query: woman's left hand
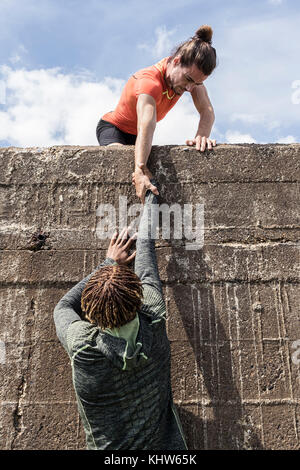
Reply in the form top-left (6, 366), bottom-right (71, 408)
top-left (186, 136), bottom-right (216, 152)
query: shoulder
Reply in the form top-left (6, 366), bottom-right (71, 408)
top-left (133, 64), bottom-right (164, 101)
top-left (66, 320), bottom-right (97, 355)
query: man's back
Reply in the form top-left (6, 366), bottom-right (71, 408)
top-left (66, 305), bottom-right (183, 449)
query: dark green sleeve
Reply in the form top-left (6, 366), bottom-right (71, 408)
top-left (135, 186), bottom-right (166, 320)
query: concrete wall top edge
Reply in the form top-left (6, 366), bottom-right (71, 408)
top-left (1, 143), bottom-right (300, 152)
top-left (0, 144), bottom-right (299, 185)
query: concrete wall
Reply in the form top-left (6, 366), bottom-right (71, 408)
top-left (0, 143), bottom-right (299, 450)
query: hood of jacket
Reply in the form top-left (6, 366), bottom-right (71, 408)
top-left (93, 311), bottom-right (154, 371)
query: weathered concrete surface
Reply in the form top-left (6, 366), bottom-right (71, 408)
top-left (0, 143), bottom-right (299, 450)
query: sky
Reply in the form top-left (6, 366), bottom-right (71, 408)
top-left (0, 0), bottom-right (299, 147)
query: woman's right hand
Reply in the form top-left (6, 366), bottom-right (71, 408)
top-left (132, 163), bottom-right (159, 204)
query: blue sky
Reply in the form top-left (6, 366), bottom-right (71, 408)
top-left (0, 0), bottom-right (299, 147)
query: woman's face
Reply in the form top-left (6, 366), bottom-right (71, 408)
top-left (166, 57), bottom-right (208, 95)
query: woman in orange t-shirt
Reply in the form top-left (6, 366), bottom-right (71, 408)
top-left (97, 56), bottom-right (181, 145)
top-left (97, 25), bottom-right (217, 203)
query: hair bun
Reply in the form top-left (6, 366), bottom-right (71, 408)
top-left (195, 25), bottom-right (213, 44)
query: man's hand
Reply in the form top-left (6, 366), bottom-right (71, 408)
top-left (106, 228), bottom-right (137, 265)
top-left (186, 135), bottom-right (216, 152)
top-left (132, 163), bottom-right (159, 204)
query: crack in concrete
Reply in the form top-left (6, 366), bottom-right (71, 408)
top-left (10, 297), bottom-right (36, 449)
top-left (11, 375), bottom-right (26, 449)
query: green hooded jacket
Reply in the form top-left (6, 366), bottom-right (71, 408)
top-left (53, 190), bottom-right (187, 450)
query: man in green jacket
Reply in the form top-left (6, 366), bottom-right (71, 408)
top-left (53, 175), bottom-right (187, 450)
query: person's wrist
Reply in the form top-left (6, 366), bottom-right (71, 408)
top-left (135, 164), bottom-right (153, 179)
top-left (134, 165), bottom-right (144, 173)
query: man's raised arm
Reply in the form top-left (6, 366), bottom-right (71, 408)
top-left (134, 185), bottom-right (166, 320)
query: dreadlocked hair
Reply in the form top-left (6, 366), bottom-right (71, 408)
top-left (169, 25), bottom-right (217, 76)
top-left (81, 264), bottom-right (143, 329)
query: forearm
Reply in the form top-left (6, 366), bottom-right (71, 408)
top-left (135, 93), bottom-right (156, 170)
top-left (135, 188), bottom-right (162, 294)
top-left (191, 84), bottom-right (215, 138)
top-left (196, 107), bottom-right (215, 138)
top-left (134, 122), bottom-right (155, 170)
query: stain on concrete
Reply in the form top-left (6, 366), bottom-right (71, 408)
top-left (28, 229), bottom-right (50, 252)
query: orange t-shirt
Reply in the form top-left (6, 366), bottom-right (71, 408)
top-left (102, 57), bottom-right (182, 135)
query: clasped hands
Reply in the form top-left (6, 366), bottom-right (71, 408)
top-left (131, 163), bottom-right (159, 204)
top-left (109, 136), bottom-right (216, 263)
top-left (106, 165), bottom-right (157, 264)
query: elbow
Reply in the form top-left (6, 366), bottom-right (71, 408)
top-left (53, 302), bottom-right (61, 322)
top-left (53, 297), bottom-right (67, 320)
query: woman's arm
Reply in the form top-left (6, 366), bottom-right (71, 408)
top-left (186, 84), bottom-right (216, 151)
top-left (133, 93), bottom-right (160, 203)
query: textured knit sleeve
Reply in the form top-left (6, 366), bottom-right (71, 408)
top-left (53, 257), bottom-right (117, 351)
top-left (135, 185), bottom-right (166, 320)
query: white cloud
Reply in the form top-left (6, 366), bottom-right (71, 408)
top-left (291, 80), bottom-right (300, 105)
top-left (0, 65), bottom-right (211, 147)
top-left (0, 62), bottom-right (296, 149)
top-left (268, 0), bottom-right (283, 4)
top-left (230, 112), bottom-right (280, 131)
top-left (0, 81), bottom-right (5, 105)
top-left (225, 130), bottom-right (257, 144)
top-left (9, 44), bottom-right (28, 65)
top-left (230, 113), bottom-right (264, 124)
top-left (153, 94), bottom-right (199, 145)
top-left (0, 66), bottom-right (125, 146)
top-left (277, 135), bottom-right (296, 143)
top-left (137, 25), bottom-right (177, 60)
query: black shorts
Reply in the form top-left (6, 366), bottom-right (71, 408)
top-left (96, 118), bottom-right (137, 146)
